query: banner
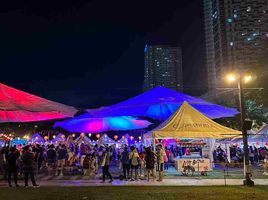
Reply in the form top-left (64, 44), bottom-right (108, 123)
top-left (176, 158), bottom-right (211, 172)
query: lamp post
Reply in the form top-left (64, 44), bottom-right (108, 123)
top-left (226, 73), bottom-right (254, 186)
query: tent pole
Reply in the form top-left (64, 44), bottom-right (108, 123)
top-left (153, 136), bottom-right (156, 152)
top-left (225, 143), bottom-right (231, 163)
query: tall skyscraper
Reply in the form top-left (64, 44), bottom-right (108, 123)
top-left (203, 0), bottom-right (268, 94)
top-left (143, 45), bottom-right (183, 92)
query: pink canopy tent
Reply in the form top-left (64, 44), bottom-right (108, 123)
top-left (0, 83), bottom-right (78, 122)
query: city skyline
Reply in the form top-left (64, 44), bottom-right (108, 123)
top-left (143, 45), bottom-right (183, 92)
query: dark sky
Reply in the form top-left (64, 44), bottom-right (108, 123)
top-left (0, 0), bottom-right (206, 109)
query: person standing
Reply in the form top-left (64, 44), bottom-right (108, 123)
top-left (157, 144), bottom-right (164, 181)
top-left (129, 146), bottom-right (140, 181)
top-left (21, 146), bottom-right (39, 187)
top-left (6, 147), bottom-right (20, 187)
top-left (145, 146), bottom-right (156, 182)
top-left (46, 145), bottom-right (56, 174)
top-left (138, 148), bottom-right (145, 178)
top-left (0, 147), bottom-right (7, 180)
top-left (56, 144), bottom-right (67, 176)
top-left (249, 146), bottom-right (255, 165)
top-left (164, 147), bottom-right (170, 170)
top-left (121, 147), bottom-right (130, 180)
top-left (101, 147), bottom-right (113, 183)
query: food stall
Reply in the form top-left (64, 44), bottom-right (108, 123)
top-left (144, 102), bottom-right (241, 176)
top-left (174, 141), bottom-right (211, 175)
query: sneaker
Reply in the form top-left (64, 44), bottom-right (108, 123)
top-left (15, 184), bottom-right (20, 187)
top-left (33, 185), bottom-right (40, 188)
top-left (8, 184), bottom-right (12, 187)
top-left (108, 179), bottom-right (113, 183)
top-left (100, 180), bottom-right (105, 183)
top-left (24, 185), bottom-right (29, 188)
top-left (59, 173), bottom-right (63, 176)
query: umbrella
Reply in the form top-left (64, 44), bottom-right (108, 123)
top-left (87, 86), bottom-right (239, 120)
top-left (54, 115), bottom-right (152, 133)
top-left (0, 83), bottom-right (77, 122)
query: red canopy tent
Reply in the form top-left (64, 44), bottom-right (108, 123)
top-left (0, 83), bottom-right (78, 122)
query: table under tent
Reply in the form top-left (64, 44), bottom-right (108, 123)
top-left (144, 101), bottom-right (241, 176)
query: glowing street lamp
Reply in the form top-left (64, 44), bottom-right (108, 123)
top-left (244, 75), bottom-right (252, 83)
top-left (226, 71), bottom-right (254, 186)
top-left (226, 74), bottom-right (236, 82)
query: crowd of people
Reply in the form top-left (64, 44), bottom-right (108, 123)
top-left (213, 145), bottom-right (268, 169)
top-left (2, 141), bottom-right (268, 187)
top-left (0, 142), bottom-right (168, 187)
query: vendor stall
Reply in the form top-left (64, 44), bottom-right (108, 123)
top-left (174, 141), bottom-right (211, 175)
top-left (144, 101), bottom-right (241, 175)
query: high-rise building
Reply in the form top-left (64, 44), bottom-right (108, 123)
top-left (143, 45), bottom-right (183, 92)
top-left (203, 0), bottom-right (268, 94)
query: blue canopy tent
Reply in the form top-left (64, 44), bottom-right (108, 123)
top-left (54, 115), bottom-right (151, 133)
top-left (87, 87), bottom-right (239, 120)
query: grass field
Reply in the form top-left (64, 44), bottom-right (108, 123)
top-left (0, 186), bottom-right (268, 200)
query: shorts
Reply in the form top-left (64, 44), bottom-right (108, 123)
top-left (158, 163), bottom-right (164, 171)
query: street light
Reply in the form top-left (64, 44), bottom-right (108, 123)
top-left (226, 72), bottom-right (254, 186)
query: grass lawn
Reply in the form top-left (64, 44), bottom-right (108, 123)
top-left (0, 186), bottom-right (268, 200)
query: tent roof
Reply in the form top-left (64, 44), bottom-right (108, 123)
top-left (87, 86), bottom-right (238, 120)
top-left (257, 124), bottom-right (268, 135)
top-left (0, 83), bottom-right (78, 122)
top-left (29, 133), bottom-right (45, 143)
top-left (97, 134), bottom-right (115, 145)
top-left (49, 133), bottom-right (65, 143)
top-left (54, 115), bottom-right (151, 133)
top-left (74, 135), bottom-right (92, 144)
top-left (149, 102), bottom-right (241, 139)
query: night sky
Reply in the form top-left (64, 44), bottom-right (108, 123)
top-left (0, 0), bottom-right (206, 109)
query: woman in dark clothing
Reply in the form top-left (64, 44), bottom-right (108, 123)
top-left (145, 146), bottom-right (156, 182)
top-left (6, 147), bottom-right (20, 187)
top-left (21, 146), bottom-right (39, 187)
top-left (47, 145), bottom-right (56, 170)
